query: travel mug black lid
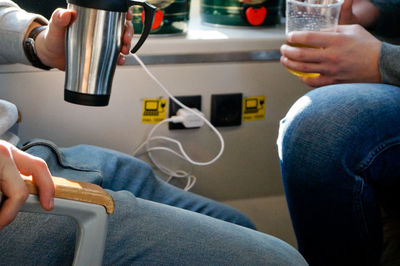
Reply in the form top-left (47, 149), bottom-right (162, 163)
top-left (67, 0), bottom-right (129, 12)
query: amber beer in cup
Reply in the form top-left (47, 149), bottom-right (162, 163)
top-left (285, 0), bottom-right (344, 77)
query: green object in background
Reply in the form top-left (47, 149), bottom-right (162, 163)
top-left (200, 0), bottom-right (283, 27)
top-left (132, 0), bottom-right (191, 35)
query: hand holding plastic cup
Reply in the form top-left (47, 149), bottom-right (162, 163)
top-left (285, 0), bottom-right (344, 77)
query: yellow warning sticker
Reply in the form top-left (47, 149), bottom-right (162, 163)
top-left (242, 96), bottom-right (266, 122)
top-left (141, 99), bottom-right (167, 124)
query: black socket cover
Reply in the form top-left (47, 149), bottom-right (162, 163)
top-left (67, 0), bottom-right (130, 12)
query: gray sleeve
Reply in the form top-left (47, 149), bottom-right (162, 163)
top-left (379, 42), bottom-right (400, 86)
top-left (0, 0), bottom-right (48, 65)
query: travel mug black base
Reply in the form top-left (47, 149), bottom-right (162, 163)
top-left (64, 90), bottom-right (110, 107)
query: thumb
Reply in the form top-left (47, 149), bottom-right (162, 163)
top-left (341, 0), bottom-right (353, 9)
top-left (47, 8), bottom-right (76, 38)
top-left (339, 0), bottom-right (354, 25)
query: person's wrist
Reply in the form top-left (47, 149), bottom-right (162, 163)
top-left (23, 23), bottom-right (52, 70)
top-left (372, 40), bottom-right (382, 83)
top-left (34, 30), bottom-right (53, 68)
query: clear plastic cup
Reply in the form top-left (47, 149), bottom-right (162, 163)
top-left (285, 0), bottom-right (344, 77)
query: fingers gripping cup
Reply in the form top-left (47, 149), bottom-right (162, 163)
top-left (285, 0), bottom-right (343, 78)
top-left (64, 0), bottom-right (156, 106)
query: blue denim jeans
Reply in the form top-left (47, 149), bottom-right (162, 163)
top-left (277, 83), bottom-right (400, 265)
top-left (0, 140), bottom-right (307, 265)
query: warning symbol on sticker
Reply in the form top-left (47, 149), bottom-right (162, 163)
top-left (141, 99), bottom-right (167, 124)
top-left (242, 96), bottom-right (265, 122)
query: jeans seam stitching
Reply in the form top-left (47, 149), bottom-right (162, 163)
top-left (354, 136), bottom-right (400, 173)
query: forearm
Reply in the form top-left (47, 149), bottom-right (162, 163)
top-left (0, 1), bottom-right (48, 65)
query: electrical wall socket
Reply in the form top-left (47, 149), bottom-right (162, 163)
top-left (169, 95), bottom-right (202, 130)
top-left (211, 93), bottom-right (243, 127)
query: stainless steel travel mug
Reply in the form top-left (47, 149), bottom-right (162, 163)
top-left (64, 0), bottom-right (156, 106)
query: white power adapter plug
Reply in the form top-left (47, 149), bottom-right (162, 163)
top-left (172, 108), bottom-right (205, 128)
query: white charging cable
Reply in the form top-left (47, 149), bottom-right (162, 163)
top-left (133, 118), bottom-right (197, 190)
top-left (130, 53), bottom-right (225, 189)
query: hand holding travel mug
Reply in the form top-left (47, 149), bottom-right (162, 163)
top-left (64, 0), bottom-right (156, 106)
